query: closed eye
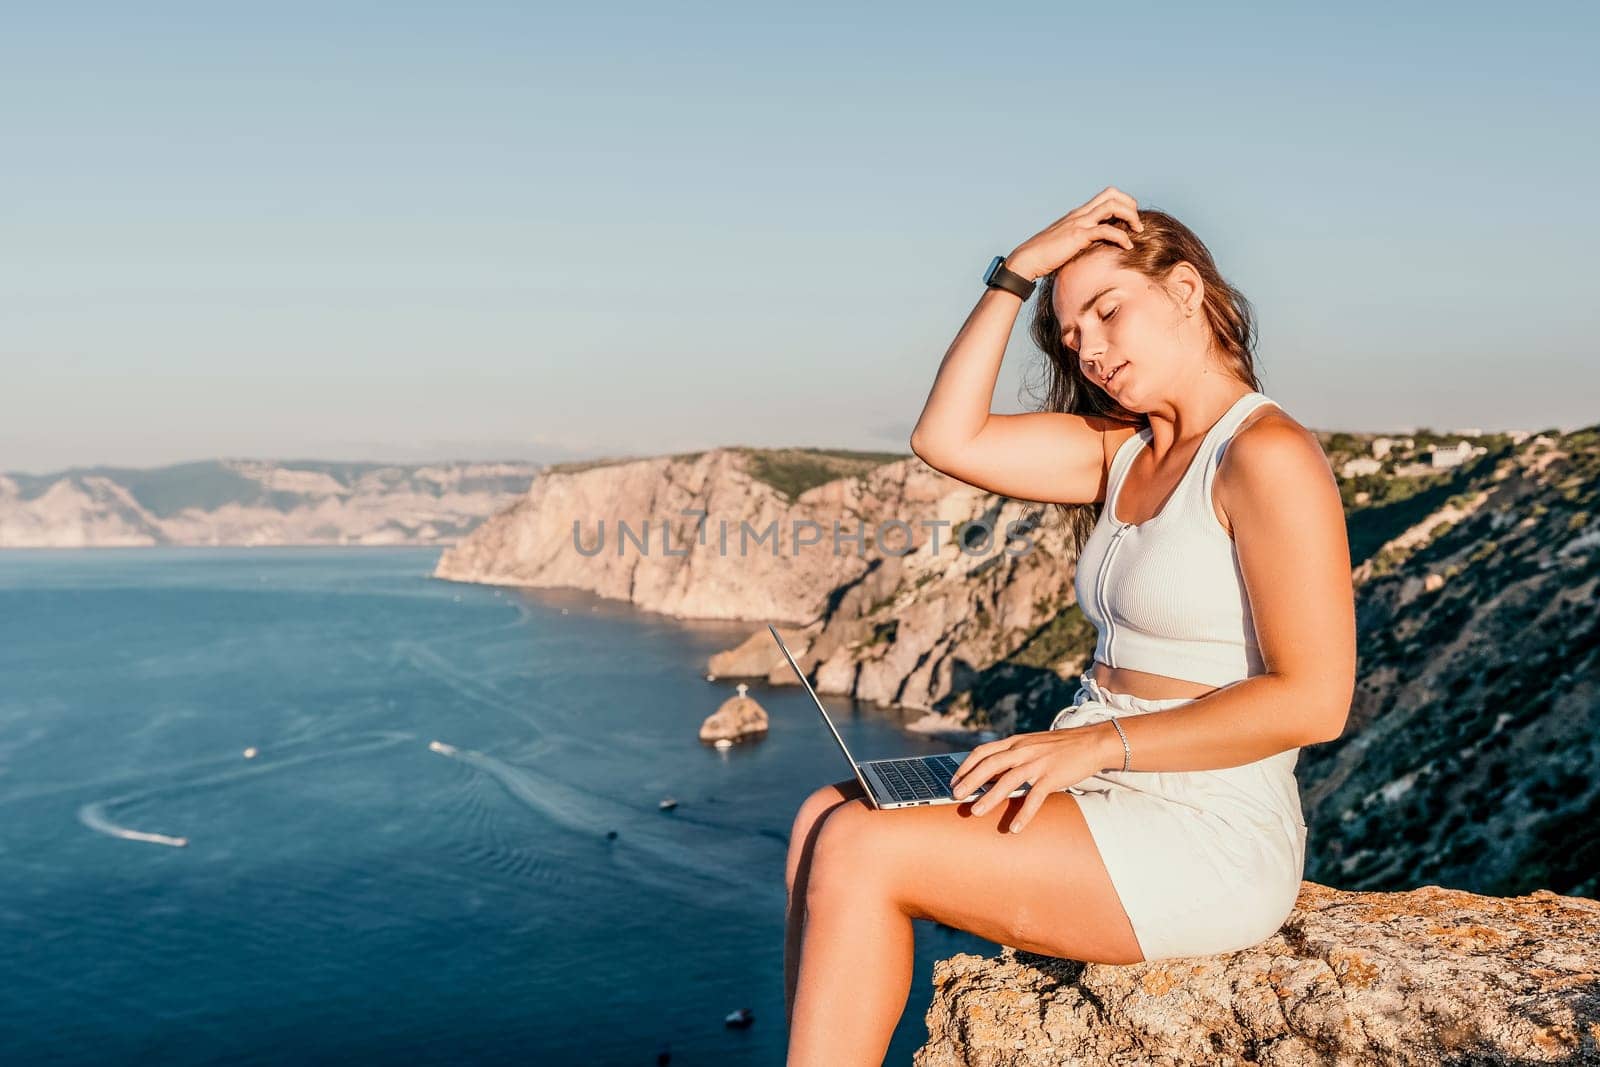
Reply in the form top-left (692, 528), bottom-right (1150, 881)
top-left (1063, 307), bottom-right (1117, 349)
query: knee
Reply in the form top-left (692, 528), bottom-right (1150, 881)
top-left (803, 800), bottom-right (877, 908)
top-left (785, 780), bottom-right (859, 895)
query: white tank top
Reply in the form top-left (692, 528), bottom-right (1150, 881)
top-left (1072, 391), bottom-right (1281, 688)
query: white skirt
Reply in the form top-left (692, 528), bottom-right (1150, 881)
top-left (1050, 671), bottom-right (1308, 962)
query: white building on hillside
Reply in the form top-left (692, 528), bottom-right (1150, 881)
top-left (1370, 436), bottom-right (1415, 459)
top-left (1427, 440), bottom-right (1485, 469)
top-left (1341, 456), bottom-right (1383, 477)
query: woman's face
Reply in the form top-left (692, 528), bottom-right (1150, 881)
top-left (1051, 250), bottom-right (1197, 407)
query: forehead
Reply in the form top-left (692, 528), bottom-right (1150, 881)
top-left (1052, 251), bottom-right (1137, 317)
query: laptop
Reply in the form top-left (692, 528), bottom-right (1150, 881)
top-left (767, 624), bottom-right (1031, 811)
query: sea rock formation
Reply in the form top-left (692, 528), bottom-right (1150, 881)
top-left (0, 460), bottom-right (539, 546)
top-left (699, 683), bottom-right (770, 742)
top-left (915, 881), bottom-right (1600, 1066)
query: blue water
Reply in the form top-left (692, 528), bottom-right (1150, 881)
top-left (0, 548), bottom-right (991, 1064)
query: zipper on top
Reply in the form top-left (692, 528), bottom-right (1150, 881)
top-left (1097, 520), bottom-right (1132, 667)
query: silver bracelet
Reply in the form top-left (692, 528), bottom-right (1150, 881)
top-left (1108, 716), bottom-right (1131, 772)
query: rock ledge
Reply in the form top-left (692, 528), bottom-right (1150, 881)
top-left (916, 880), bottom-right (1600, 1066)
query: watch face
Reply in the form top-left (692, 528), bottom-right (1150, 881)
top-left (983, 255), bottom-right (1005, 284)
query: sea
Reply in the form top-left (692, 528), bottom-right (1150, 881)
top-left (0, 548), bottom-right (995, 1065)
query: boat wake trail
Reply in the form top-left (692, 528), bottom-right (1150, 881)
top-left (77, 731), bottom-right (415, 849)
top-left (76, 807), bottom-right (190, 848)
top-left (392, 638), bottom-right (556, 740)
top-left (427, 739), bottom-right (786, 911)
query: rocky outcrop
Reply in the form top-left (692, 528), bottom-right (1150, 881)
top-left (916, 881), bottom-right (1600, 1066)
top-left (707, 625), bottom-right (819, 680)
top-left (0, 460), bottom-right (539, 546)
top-left (698, 683), bottom-right (770, 742)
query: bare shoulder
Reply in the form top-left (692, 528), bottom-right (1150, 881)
top-left (1101, 420), bottom-right (1143, 469)
top-left (1214, 407), bottom-right (1338, 534)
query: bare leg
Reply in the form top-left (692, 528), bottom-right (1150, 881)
top-left (783, 780), bottom-right (861, 1028)
top-left (785, 790), bottom-right (1144, 1065)
top-left (788, 843), bottom-right (915, 1066)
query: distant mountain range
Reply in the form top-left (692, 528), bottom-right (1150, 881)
top-left (0, 459), bottom-right (543, 547)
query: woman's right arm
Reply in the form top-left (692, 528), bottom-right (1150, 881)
top-left (909, 188), bottom-right (1143, 505)
top-left (909, 286), bottom-right (1112, 505)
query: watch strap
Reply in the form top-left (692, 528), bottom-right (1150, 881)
top-left (984, 256), bottom-right (1035, 301)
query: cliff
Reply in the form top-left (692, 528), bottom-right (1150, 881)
top-left (435, 445), bottom-right (1086, 726)
top-left (0, 459), bottom-right (539, 547)
top-left (915, 881), bottom-right (1600, 1065)
top-left (1302, 427), bottom-right (1600, 901)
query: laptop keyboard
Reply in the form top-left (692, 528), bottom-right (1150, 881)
top-left (874, 754), bottom-right (964, 801)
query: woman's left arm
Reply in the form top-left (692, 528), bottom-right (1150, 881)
top-left (1084, 418), bottom-right (1358, 773)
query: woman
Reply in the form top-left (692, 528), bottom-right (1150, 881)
top-left (782, 186), bottom-right (1357, 1065)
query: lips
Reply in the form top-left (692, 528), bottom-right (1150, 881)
top-left (1103, 363), bottom-right (1128, 387)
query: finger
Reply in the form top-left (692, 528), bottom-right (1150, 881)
top-left (1090, 190), bottom-right (1142, 233)
top-left (951, 744), bottom-right (995, 787)
top-left (953, 735), bottom-right (1031, 791)
top-left (968, 766), bottom-right (1034, 817)
top-left (950, 755), bottom-right (995, 797)
top-left (1088, 188), bottom-right (1123, 215)
top-left (951, 738), bottom-right (1015, 791)
top-left (1097, 185), bottom-right (1134, 210)
top-left (968, 769), bottom-right (1029, 816)
top-left (952, 750), bottom-right (1013, 799)
top-left (1093, 223), bottom-right (1135, 250)
top-left (1005, 778), bottom-right (1057, 834)
top-left (1064, 186), bottom-right (1126, 224)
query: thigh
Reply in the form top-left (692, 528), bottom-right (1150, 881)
top-left (809, 788), bottom-right (1144, 964)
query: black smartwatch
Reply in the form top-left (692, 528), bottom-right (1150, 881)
top-left (983, 255), bottom-right (1035, 301)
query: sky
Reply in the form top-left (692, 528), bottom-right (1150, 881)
top-left (2, 1), bottom-right (1596, 474)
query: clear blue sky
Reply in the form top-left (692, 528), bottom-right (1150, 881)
top-left (3, 1), bottom-right (1595, 473)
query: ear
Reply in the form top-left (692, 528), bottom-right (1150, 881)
top-left (1162, 261), bottom-right (1206, 316)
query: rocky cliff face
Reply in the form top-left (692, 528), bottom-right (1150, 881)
top-left (1302, 428), bottom-right (1600, 901)
top-left (434, 446), bottom-right (1086, 729)
top-left (0, 460), bottom-right (539, 546)
top-left (915, 880), bottom-right (1600, 1065)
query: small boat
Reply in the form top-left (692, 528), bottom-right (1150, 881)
top-left (658, 797), bottom-right (678, 811)
top-left (723, 1007), bottom-right (754, 1029)
top-left (606, 830), bottom-right (618, 840)
top-left (713, 738), bottom-right (733, 750)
